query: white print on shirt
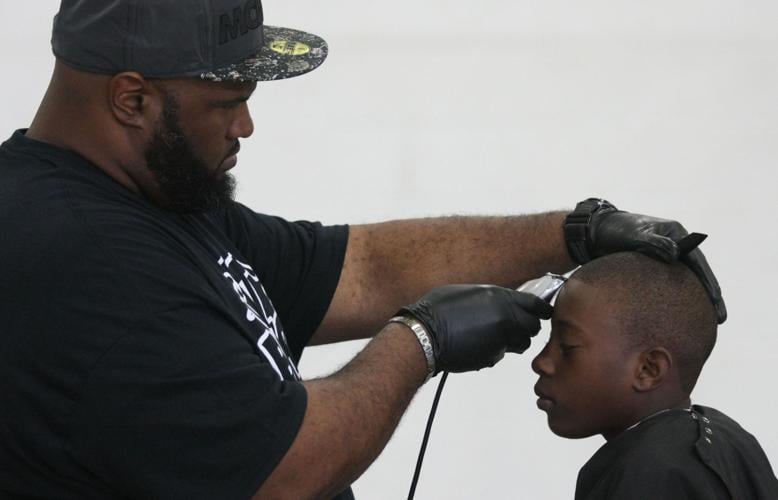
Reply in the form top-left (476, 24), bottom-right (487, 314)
top-left (217, 252), bottom-right (301, 381)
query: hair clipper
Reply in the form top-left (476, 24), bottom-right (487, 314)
top-left (517, 272), bottom-right (568, 303)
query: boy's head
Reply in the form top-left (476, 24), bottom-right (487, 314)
top-left (531, 252), bottom-right (717, 440)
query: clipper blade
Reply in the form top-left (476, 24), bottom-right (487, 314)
top-left (517, 273), bottom-right (568, 303)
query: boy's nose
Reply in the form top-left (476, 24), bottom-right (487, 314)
top-left (531, 344), bottom-right (554, 376)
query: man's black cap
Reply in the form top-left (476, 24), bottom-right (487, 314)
top-left (52, 0), bottom-right (327, 81)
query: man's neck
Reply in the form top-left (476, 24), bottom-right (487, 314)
top-left (28, 109), bottom-right (144, 198)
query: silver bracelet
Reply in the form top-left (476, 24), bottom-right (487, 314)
top-left (388, 315), bottom-right (436, 383)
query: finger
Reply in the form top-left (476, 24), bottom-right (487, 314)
top-left (511, 307), bottom-right (542, 336)
top-left (513, 292), bottom-right (554, 319)
top-left (682, 248), bottom-right (720, 299)
top-left (676, 232), bottom-right (707, 256)
top-left (636, 233), bottom-right (680, 263)
top-left (682, 248), bottom-right (727, 324)
top-left (714, 300), bottom-right (727, 324)
top-left (504, 299), bottom-right (543, 344)
top-left (507, 335), bottom-right (532, 354)
top-left (504, 293), bottom-right (550, 353)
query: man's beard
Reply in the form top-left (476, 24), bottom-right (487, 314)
top-left (144, 95), bottom-right (236, 213)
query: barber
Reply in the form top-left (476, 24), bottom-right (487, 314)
top-left (0, 1), bottom-right (725, 499)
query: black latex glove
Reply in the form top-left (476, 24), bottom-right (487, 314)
top-left (399, 285), bottom-right (553, 374)
top-left (589, 210), bottom-right (727, 323)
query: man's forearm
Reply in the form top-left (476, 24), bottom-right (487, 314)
top-left (314, 212), bottom-right (574, 344)
top-left (254, 323), bottom-right (427, 499)
top-left (358, 211), bottom-right (574, 289)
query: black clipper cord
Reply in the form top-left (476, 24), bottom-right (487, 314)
top-left (407, 371), bottom-right (449, 500)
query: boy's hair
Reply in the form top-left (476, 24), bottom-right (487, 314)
top-left (570, 252), bottom-right (718, 394)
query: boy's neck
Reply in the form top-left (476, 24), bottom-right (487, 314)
top-left (603, 397), bottom-right (692, 441)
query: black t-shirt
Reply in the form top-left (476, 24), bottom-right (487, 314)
top-left (0, 130), bottom-right (351, 499)
top-left (576, 405), bottom-right (778, 499)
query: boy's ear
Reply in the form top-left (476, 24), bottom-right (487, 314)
top-left (632, 347), bottom-right (672, 392)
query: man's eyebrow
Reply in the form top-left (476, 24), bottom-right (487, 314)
top-left (215, 94), bottom-right (252, 105)
top-left (210, 88), bottom-right (255, 106)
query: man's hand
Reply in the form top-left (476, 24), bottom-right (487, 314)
top-left (565, 199), bottom-right (727, 323)
top-left (260, 285), bottom-right (552, 498)
top-left (399, 285), bottom-right (553, 373)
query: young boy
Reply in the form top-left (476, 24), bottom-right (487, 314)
top-left (532, 252), bottom-right (777, 499)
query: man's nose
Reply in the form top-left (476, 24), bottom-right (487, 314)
top-left (229, 103), bottom-right (255, 139)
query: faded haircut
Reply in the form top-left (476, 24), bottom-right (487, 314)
top-left (570, 252), bottom-right (717, 394)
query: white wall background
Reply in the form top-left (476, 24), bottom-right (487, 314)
top-left (2, 1), bottom-right (776, 498)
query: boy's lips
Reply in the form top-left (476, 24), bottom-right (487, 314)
top-left (537, 398), bottom-right (554, 412)
top-left (534, 384), bottom-right (555, 412)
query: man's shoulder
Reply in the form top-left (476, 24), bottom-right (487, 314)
top-left (0, 131), bottom-right (155, 243)
top-left (1, 156), bottom-right (189, 263)
top-left (0, 138), bottom-right (233, 311)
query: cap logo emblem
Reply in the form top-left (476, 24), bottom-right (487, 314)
top-left (218, 0), bottom-right (263, 45)
top-left (269, 40), bottom-right (310, 56)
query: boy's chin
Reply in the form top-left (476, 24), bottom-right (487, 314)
top-left (548, 419), bottom-right (599, 440)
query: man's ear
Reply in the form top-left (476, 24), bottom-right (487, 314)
top-left (632, 347), bottom-right (672, 392)
top-left (108, 72), bottom-right (159, 129)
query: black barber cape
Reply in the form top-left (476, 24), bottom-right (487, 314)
top-left (576, 405), bottom-right (778, 499)
top-left (0, 130), bottom-right (354, 499)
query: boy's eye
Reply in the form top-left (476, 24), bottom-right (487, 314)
top-left (560, 344), bottom-right (579, 354)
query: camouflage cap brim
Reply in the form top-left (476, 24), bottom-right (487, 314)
top-left (200, 25), bottom-right (327, 82)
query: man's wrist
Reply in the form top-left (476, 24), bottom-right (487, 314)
top-left (388, 315), bottom-right (436, 382)
top-left (563, 198), bottom-right (617, 264)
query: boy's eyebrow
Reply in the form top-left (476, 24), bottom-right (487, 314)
top-left (551, 317), bottom-right (584, 333)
